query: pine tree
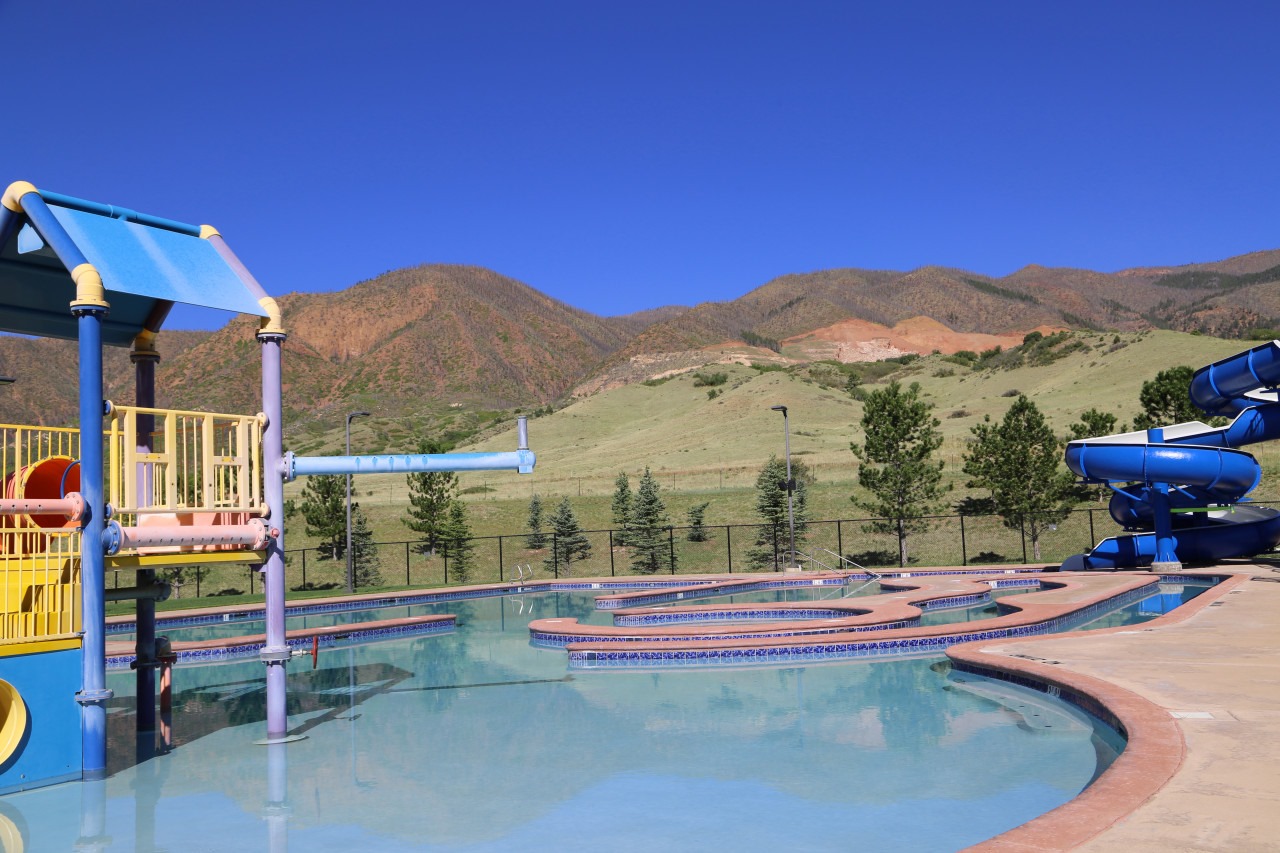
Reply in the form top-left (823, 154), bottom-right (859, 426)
top-left (1133, 366), bottom-right (1200, 430)
top-left (611, 472), bottom-right (633, 546)
top-left (403, 438), bottom-right (458, 554)
top-left (628, 467), bottom-right (672, 574)
top-left (300, 473), bottom-right (347, 560)
top-left (440, 499), bottom-right (476, 584)
top-left (544, 497), bottom-right (591, 575)
top-left (851, 381), bottom-right (950, 567)
top-left (350, 505), bottom-right (382, 588)
top-left (746, 455), bottom-right (810, 570)
top-left (526, 493), bottom-right (546, 549)
top-left (686, 501), bottom-right (710, 542)
top-left (962, 395), bottom-right (1076, 560)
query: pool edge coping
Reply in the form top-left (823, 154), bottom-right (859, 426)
top-left (953, 569), bottom-right (1252, 852)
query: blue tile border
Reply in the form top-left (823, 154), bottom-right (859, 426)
top-left (564, 580), bottom-right (1166, 669)
top-left (106, 616), bottom-right (456, 670)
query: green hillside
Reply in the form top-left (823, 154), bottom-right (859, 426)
top-left (280, 330), bottom-right (1280, 555)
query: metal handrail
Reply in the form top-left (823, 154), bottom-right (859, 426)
top-left (797, 547), bottom-right (881, 596)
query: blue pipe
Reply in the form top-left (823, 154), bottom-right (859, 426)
top-left (0, 204), bottom-right (21, 249)
top-left (18, 193), bottom-right (94, 270)
top-left (285, 449), bottom-right (536, 481)
top-left (75, 304), bottom-right (111, 777)
top-left (38, 189), bottom-right (202, 236)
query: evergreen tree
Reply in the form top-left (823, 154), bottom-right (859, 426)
top-left (1133, 366), bottom-right (1199, 430)
top-left (403, 437), bottom-right (458, 554)
top-left (746, 456), bottom-right (810, 570)
top-left (350, 504), bottom-right (382, 588)
top-left (962, 395), bottom-right (1076, 561)
top-left (526, 493), bottom-right (546, 549)
top-left (544, 497), bottom-right (591, 575)
top-left (1068, 408), bottom-right (1123, 440)
top-left (300, 473), bottom-right (347, 560)
top-left (441, 499), bottom-right (476, 584)
top-left (628, 467), bottom-right (672, 574)
top-left (851, 381), bottom-right (950, 567)
top-left (611, 472), bottom-right (633, 546)
top-left (686, 501), bottom-right (711, 542)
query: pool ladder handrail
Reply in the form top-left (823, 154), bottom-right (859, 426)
top-left (793, 548), bottom-right (880, 597)
top-left (511, 563), bottom-right (535, 583)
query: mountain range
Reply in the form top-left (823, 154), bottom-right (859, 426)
top-left (3, 249), bottom-right (1280, 438)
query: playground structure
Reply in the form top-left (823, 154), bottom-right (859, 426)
top-left (1064, 340), bottom-right (1280, 569)
top-left (0, 181), bottom-right (534, 793)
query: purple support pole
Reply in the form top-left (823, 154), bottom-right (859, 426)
top-left (259, 333), bottom-right (290, 739)
top-left (133, 348), bottom-right (159, 738)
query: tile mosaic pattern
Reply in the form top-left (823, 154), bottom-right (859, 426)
top-left (106, 616), bottom-right (455, 670)
top-left (564, 580), bottom-right (1165, 669)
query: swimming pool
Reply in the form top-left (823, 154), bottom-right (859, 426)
top-left (0, 580), bottom-right (1163, 851)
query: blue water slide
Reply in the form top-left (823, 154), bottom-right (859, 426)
top-left (1063, 341), bottom-right (1280, 569)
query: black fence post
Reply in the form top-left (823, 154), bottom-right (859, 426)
top-left (1020, 516), bottom-right (1028, 563)
top-left (897, 517), bottom-right (906, 568)
top-left (608, 531), bottom-right (615, 576)
top-left (726, 525), bottom-right (732, 573)
top-left (1088, 509), bottom-right (1096, 547)
top-left (498, 535), bottom-right (504, 583)
top-left (668, 527), bottom-right (675, 575)
top-left (960, 514), bottom-right (968, 566)
top-left (405, 542), bottom-right (410, 586)
top-left (836, 520), bottom-right (842, 561)
top-left (552, 533), bottom-right (559, 579)
top-left (773, 522), bottom-right (780, 571)
top-left (301, 549), bottom-right (307, 588)
top-left (443, 545), bottom-right (449, 585)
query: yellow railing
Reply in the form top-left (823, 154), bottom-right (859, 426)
top-left (1, 424), bottom-right (83, 643)
top-left (105, 404), bottom-right (265, 516)
top-left (2, 406), bottom-right (264, 643)
top-left (0, 535), bottom-right (80, 643)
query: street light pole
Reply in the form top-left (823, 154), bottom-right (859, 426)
top-left (770, 405), bottom-right (797, 569)
top-left (345, 411), bottom-right (371, 593)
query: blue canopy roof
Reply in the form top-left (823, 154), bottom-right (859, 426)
top-left (0, 188), bottom-right (267, 347)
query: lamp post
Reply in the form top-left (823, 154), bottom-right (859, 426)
top-left (345, 411), bottom-right (371, 593)
top-left (770, 405), bottom-right (798, 569)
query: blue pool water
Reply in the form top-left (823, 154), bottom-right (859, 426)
top-left (0, 584), bottom-right (1157, 852)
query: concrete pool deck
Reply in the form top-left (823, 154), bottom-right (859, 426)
top-left (962, 561), bottom-right (1280, 853)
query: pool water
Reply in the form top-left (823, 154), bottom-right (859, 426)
top-left (2, 586), bottom-right (1140, 852)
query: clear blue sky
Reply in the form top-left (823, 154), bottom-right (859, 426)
top-left (3, 1), bottom-right (1277, 329)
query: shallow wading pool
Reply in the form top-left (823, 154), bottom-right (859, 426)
top-left (0, 581), bottom-right (1206, 851)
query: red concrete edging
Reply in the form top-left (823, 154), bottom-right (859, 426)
top-left (956, 571), bottom-right (1251, 851)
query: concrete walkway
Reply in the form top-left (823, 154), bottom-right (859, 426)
top-left (965, 562), bottom-right (1280, 852)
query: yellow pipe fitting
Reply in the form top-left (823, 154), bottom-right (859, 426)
top-left (199, 224), bottom-right (221, 239)
top-left (1, 180), bottom-right (37, 212)
top-left (69, 263), bottom-right (110, 309)
top-left (131, 327), bottom-right (160, 359)
top-left (256, 295), bottom-right (285, 336)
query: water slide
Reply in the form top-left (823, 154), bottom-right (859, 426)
top-left (1062, 341), bottom-right (1280, 569)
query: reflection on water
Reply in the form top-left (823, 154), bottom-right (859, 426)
top-left (3, 589), bottom-right (1136, 851)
